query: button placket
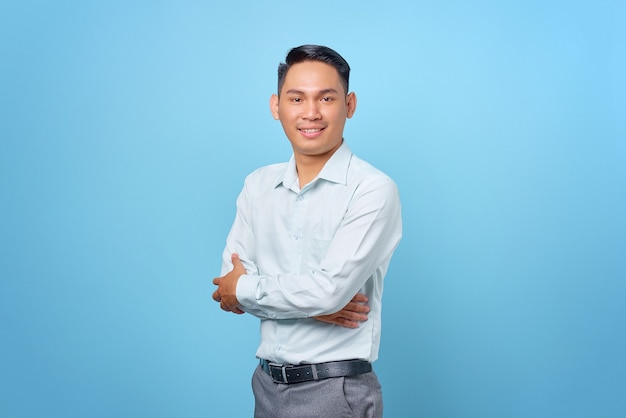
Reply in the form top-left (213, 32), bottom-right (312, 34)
top-left (289, 192), bottom-right (307, 273)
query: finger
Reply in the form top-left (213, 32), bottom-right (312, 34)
top-left (316, 313), bottom-right (363, 328)
top-left (221, 303), bottom-right (243, 314)
top-left (333, 306), bottom-right (368, 321)
top-left (331, 317), bottom-right (360, 329)
top-left (345, 302), bottom-right (370, 313)
top-left (351, 294), bottom-right (368, 303)
top-left (231, 253), bottom-right (240, 265)
top-left (340, 311), bottom-right (368, 322)
top-left (213, 277), bottom-right (220, 285)
top-left (212, 290), bottom-right (221, 302)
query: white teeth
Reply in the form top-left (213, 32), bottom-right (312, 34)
top-left (301, 129), bottom-right (321, 133)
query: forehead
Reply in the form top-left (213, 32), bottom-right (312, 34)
top-left (281, 61), bottom-right (342, 94)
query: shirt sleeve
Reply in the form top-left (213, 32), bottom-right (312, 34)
top-left (220, 177), bottom-right (267, 318)
top-left (234, 175), bottom-right (403, 319)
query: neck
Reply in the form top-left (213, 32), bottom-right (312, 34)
top-left (295, 156), bottom-right (326, 188)
top-left (294, 143), bottom-right (342, 188)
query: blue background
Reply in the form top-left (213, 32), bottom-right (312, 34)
top-left (1, 1), bottom-right (624, 417)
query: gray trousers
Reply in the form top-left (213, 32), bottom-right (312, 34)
top-left (252, 364), bottom-right (383, 418)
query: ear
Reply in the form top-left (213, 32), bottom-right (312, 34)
top-left (270, 94), bottom-right (280, 120)
top-left (346, 92), bottom-right (357, 119)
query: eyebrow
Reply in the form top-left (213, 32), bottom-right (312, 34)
top-left (284, 88), bottom-right (341, 96)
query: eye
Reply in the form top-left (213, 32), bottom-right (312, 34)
top-left (321, 96), bottom-right (333, 102)
top-left (290, 97), bottom-right (301, 103)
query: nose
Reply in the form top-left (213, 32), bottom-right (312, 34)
top-left (302, 99), bottom-right (321, 120)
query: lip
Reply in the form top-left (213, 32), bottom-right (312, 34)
top-left (298, 127), bottom-right (325, 139)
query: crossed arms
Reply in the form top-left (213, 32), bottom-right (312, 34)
top-left (213, 253), bottom-right (370, 328)
top-left (212, 171), bottom-right (402, 328)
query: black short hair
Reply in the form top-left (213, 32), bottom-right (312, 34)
top-left (277, 45), bottom-right (350, 95)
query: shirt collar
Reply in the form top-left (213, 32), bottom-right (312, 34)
top-left (274, 141), bottom-right (353, 189)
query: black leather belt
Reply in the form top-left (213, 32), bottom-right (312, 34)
top-left (259, 359), bottom-right (372, 384)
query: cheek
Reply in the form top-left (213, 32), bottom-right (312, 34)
top-left (329, 111), bottom-right (347, 126)
top-left (279, 108), bottom-right (298, 122)
top-left (328, 106), bottom-right (347, 120)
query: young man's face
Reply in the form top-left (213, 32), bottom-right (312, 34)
top-left (270, 61), bottom-right (356, 162)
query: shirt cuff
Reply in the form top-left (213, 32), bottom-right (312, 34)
top-left (236, 274), bottom-right (261, 311)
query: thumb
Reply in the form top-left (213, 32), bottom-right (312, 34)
top-left (231, 253), bottom-right (241, 265)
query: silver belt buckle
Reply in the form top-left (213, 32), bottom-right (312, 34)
top-left (268, 362), bottom-right (289, 384)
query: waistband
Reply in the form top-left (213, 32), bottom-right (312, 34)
top-left (259, 358), bottom-right (372, 384)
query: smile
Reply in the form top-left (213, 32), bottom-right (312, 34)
top-left (298, 127), bottom-right (325, 139)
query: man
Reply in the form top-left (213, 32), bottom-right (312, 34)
top-left (213, 45), bottom-right (402, 418)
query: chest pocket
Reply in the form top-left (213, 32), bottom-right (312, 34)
top-left (302, 236), bottom-right (332, 272)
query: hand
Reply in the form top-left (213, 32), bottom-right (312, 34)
top-left (213, 253), bottom-right (246, 314)
top-left (313, 294), bottom-right (370, 329)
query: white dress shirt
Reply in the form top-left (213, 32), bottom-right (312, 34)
top-left (220, 141), bottom-right (402, 365)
